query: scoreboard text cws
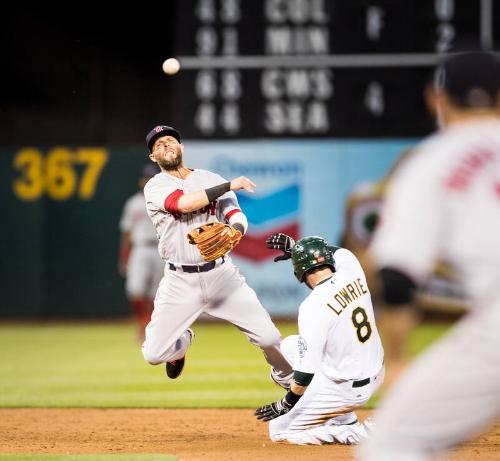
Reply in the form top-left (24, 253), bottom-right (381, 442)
top-left (172, 0), bottom-right (493, 138)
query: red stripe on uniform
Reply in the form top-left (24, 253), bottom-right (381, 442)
top-left (225, 209), bottom-right (241, 221)
top-left (164, 189), bottom-right (184, 213)
top-left (495, 182), bottom-right (500, 198)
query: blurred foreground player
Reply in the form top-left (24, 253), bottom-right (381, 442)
top-left (340, 154), bottom-right (469, 388)
top-left (358, 51), bottom-right (500, 460)
top-left (119, 164), bottom-right (164, 341)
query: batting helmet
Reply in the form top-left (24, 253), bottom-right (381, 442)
top-left (291, 236), bottom-right (336, 283)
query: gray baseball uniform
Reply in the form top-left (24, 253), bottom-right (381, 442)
top-left (141, 168), bottom-right (292, 382)
top-left (360, 118), bottom-right (500, 460)
top-left (119, 191), bottom-right (164, 298)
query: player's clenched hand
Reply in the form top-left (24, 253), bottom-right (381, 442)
top-left (230, 176), bottom-right (256, 193)
top-left (255, 395), bottom-right (295, 421)
top-left (266, 233), bottom-right (296, 262)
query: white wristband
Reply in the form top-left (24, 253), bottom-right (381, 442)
top-left (228, 211), bottom-right (248, 235)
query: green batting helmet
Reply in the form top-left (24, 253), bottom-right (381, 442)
top-left (291, 236), bottom-right (336, 283)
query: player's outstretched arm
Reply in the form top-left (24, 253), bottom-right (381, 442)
top-left (229, 176), bottom-right (256, 193)
top-left (175, 176), bottom-right (255, 213)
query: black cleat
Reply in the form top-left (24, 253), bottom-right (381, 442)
top-left (166, 357), bottom-right (185, 379)
top-left (165, 328), bottom-right (194, 379)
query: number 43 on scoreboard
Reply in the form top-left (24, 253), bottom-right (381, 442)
top-left (12, 147), bottom-right (108, 202)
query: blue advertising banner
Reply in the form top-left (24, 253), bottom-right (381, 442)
top-left (183, 139), bottom-right (416, 315)
top-left (0, 139), bottom-right (417, 317)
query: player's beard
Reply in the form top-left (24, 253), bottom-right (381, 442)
top-left (157, 150), bottom-right (183, 171)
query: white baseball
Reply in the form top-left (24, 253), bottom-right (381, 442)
top-left (162, 58), bottom-right (181, 75)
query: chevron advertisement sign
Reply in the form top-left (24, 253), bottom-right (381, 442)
top-left (234, 184), bottom-right (300, 261)
top-left (186, 139), bottom-right (414, 314)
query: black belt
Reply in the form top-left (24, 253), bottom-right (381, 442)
top-left (352, 377), bottom-right (370, 388)
top-left (168, 257), bottom-right (225, 273)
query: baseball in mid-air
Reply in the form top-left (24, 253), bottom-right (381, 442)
top-left (162, 58), bottom-right (181, 75)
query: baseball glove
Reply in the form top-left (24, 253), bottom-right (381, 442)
top-left (187, 222), bottom-right (242, 262)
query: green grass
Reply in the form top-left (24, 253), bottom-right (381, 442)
top-left (408, 321), bottom-right (452, 356)
top-left (0, 456), bottom-right (174, 461)
top-left (0, 320), bottom-right (450, 408)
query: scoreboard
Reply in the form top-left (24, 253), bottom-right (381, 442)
top-left (170, 0), bottom-right (498, 138)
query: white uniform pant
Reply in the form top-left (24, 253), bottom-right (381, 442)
top-left (358, 302), bottom-right (500, 461)
top-left (269, 335), bottom-right (384, 445)
top-left (142, 259), bottom-right (292, 379)
top-left (126, 245), bottom-right (164, 299)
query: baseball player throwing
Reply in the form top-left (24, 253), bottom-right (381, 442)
top-left (118, 164), bottom-right (164, 341)
top-left (256, 233), bottom-right (384, 445)
top-left (358, 51), bottom-right (500, 460)
top-left (141, 125), bottom-right (292, 384)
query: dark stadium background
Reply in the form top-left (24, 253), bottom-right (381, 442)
top-left (0, 1), bottom-right (497, 317)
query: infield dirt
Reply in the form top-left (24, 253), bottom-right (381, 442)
top-left (1, 409), bottom-right (498, 461)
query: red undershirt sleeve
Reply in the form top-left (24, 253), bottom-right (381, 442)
top-left (225, 208), bottom-right (241, 221)
top-left (164, 189), bottom-right (184, 213)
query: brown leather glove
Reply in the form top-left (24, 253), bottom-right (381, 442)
top-left (187, 222), bottom-right (242, 262)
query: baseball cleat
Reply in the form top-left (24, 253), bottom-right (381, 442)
top-left (166, 328), bottom-right (194, 379)
top-left (166, 357), bottom-right (185, 379)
